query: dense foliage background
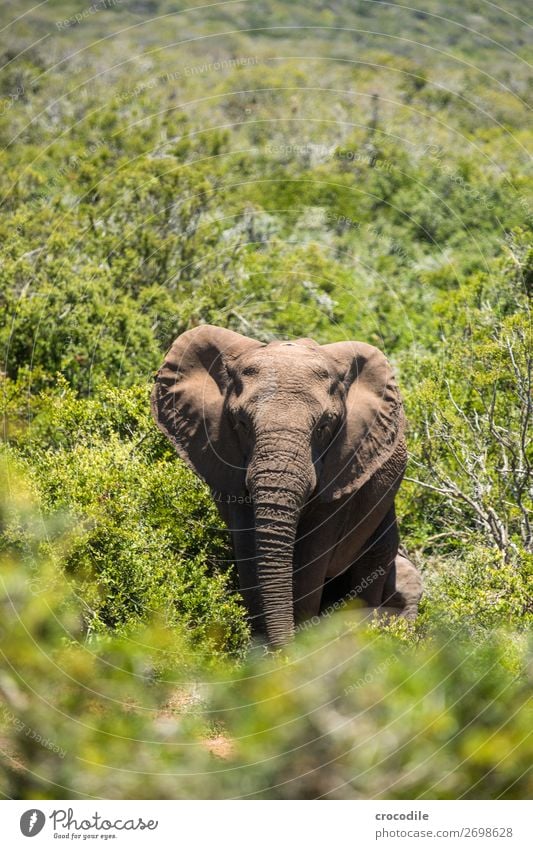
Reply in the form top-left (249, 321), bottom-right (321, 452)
top-left (0, 0), bottom-right (531, 799)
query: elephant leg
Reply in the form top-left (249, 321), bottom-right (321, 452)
top-left (293, 501), bottom-right (399, 626)
top-left (293, 556), bottom-right (329, 625)
top-left (319, 569), bottom-right (352, 614)
top-left (292, 509), bottom-right (335, 625)
top-left (214, 499), bottom-right (262, 633)
top-left (344, 506), bottom-right (399, 608)
top-left (381, 553), bottom-right (423, 620)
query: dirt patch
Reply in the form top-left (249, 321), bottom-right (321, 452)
top-left (202, 734), bottom-right (234, 759)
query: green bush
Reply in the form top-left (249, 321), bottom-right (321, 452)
top-left (1, 382), bottom-right (248, 658)
top-left (0, 463), bottom-right (531, 800)
top-left (420, 546), bottom-right (533, 639)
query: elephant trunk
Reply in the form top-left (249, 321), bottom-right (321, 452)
top-left (247, 432), bottom-right (315, 648)
top-left (253, 503), bottom-right (298, 648)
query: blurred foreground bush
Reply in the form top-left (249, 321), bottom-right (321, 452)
top-left (1, 458), bottom-right (531, 800)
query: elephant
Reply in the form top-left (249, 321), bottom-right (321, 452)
top-left (151, 324), bottom-right (422, 648)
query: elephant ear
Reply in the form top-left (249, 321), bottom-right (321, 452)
top-left (319, 341), bottom-right (405, 502)
top-left (151, 325), bottom-right (263, 495)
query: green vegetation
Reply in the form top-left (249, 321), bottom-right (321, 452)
top-left (0, 0), bottom-right (531, 799)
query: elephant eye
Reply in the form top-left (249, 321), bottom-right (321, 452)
top-left (316, 414), bottom-right (337, 439)
top-left (242, 365), bottom-right (258, 377)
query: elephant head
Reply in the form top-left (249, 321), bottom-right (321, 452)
top-left (151, 325), bottom-right (404, 647)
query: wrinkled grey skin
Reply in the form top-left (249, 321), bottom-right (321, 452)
top-left (152, 325), bottom-right (422, 648)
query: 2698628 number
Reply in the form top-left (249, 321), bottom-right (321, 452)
top-left (462, 828), bottom-right (513, 838)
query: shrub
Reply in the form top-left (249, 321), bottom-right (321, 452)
top-left (1, 382), bottom-right (249, 658)
top-left (0, 472), bottom-right (530, 800)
